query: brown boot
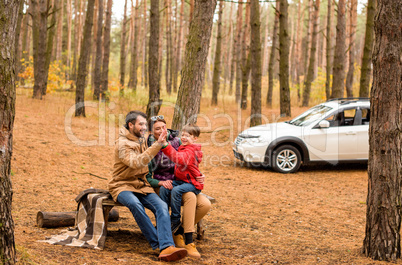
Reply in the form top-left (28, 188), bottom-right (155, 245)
top-left (173, 234), bottom-right (185, 248)
top-left (184, 243), bottom-right (201, 259)
top-left (158, 246), bottom-right (187, 262)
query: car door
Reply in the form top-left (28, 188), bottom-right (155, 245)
top-left (355, 107), bottom-right (370, 159)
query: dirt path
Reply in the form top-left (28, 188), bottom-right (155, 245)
top-left (11, 91), bottom-right (396, 264)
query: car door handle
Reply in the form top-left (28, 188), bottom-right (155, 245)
top-left (346, 131), bottom-right (357, 135)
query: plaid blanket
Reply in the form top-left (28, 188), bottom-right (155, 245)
top-left (40, 189), bottom-right (111, 250)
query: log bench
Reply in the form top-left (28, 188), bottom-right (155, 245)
top-left (102, 193), bottom-right (216, 240)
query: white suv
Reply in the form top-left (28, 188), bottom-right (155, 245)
top-left (233, 98), bottom-right (370, 173)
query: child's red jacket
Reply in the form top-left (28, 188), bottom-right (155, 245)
top-left (161, 143), bottom-right (203, 190)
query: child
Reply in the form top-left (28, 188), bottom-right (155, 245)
top-left (160, 124), bottom-right (203, 234)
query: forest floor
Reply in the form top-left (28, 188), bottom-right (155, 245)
top-left (11, 88), bottom-right (397, 265)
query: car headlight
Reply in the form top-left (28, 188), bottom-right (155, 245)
top-left (236, 134), bottom-right (266, 145)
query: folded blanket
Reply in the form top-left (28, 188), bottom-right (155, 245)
top-left (40, 189), bottom-right (111, 250)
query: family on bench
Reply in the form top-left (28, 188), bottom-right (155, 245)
top-left (107, 111), bottom-right (212, 262)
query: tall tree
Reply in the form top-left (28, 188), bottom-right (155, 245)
top-left (302, 0), bottom-right (320, 107)
top-left (128, 0), bottom-right (139, 91)
top-left (174, 0), bottom-right (185, 92)
top-left (43, 0), bottom-right (58, 96)
top-left (31, 0), bottom-right (49, 99)
top-left (363, 0), bottom-right (402, 260)
top-left (165, 0), bottom-right (172, 94)
top-left (93, 0), bottom-right (103, 100)
top-left (119, 0), bottom-right (128, 94)
top-left (240, 3), bottom-right (250, 110)
top-left (249, 0), bottom-right (262, 126)
top-left (142, 0), bottom-right (148, 88)
top-left (331, 0), bottom-right (346, 98)
top-left (100, 0), bottom-right (112, 100)
top-left (171, 0), bottom-right (217, 130)
top-left (55, 0), bottom-right (64, 62)
top-left (235, 0), bottom-right (243, 103)
top-left (279, 0), bottom-right (291, 116)
top-left (325, 0), bottom-right (332, 100)
top-left (65, 0), bottom-right (72, 80)
top-left (345, 0), bottom-right (357, 98)
top-left (211, 1), bottom-right (223, 106)
top-left (14, 0), bottom-right (24, 78)
top-left (75, 0), bottom-right (96, 116)
top-left (0, 1), bottom-right (20, 264)
top-left (229, 2), bottom-right (237, 95)
top-left (146, 0), bottom-right (162, 117)
top-left (266, 0), bottom-right (279, 107)
top-left (359, 0), bottom-right (376, 98)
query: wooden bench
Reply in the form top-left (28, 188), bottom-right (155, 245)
top-left (102, 193), bottom-right (216, 240)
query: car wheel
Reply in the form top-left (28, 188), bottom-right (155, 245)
top-left (272, 145), bottom-right (302, 173)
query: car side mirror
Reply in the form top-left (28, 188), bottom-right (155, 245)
top-left (318, 120), bottom-right (330, 128)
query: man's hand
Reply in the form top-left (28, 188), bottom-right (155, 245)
top-left (159, 180), bottom-right (173, 190)
top-left (196, 174), bottom-right (205, 185)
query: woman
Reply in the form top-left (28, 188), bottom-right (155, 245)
top-left (146, 116), bottom-right (211, 259)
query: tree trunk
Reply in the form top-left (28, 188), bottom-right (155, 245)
top-left (31, 0), bottom-right (48, 99)
top-left (43, 0), bottom-right (58, 96)
top-left (266, 0), bottom-right (279, 107)
top-left (363, 0), bottom-right (402, 260)
top-left (93, 0), bottom-right (103, 100)
top-left (14, 0), bottom-right (24, 81)
top-left (302, 0), bottom-right (320, 107)
top-left (235, 0), bottom-right (243, 103)
top-left (211, 1), bottom-right (223, 106)
top-left (331, 0), bottom-right (346, 98)
top-left (128, 0), bottom-right (139, 91)
top-left (71, 0), bottom-right (81, 82)
top-left (165, 0), bottom-right (172, 94)
top-left (65, 0), bottom-right (72, 80)
top-left (228, 2), bottom-right (236, 95)
top-left (240, 3), bottom-right (250, 110)
top-left (146, 0), bottom-right (162, 117)
top-left (174, 0), bottom-right (184, 93)
top-left (279, 0), bottom-right (291, 117)
top-left (303, 0), bottom-right (312, 79)
top-left (294, 0), bottom-right (302, 100)
top-left (100, 0), bottom-right (112, 101)
top-left (249, 0), bottom-right (262, 127)
top-left (0, 1), bottom-right (20, 264)
top-left (119, 0), bottom-right (128, 95)
top-left (158, 1), bottom-right (164, 86)
top-left (345, 0), bottom-right (356, 98)
top-left (325, 0), bottom-right (332, 100)
top-left (142, 0), bottom-right (148, 88)
top-left (171, 0), bottom-right (217, 130)
top-left (55, 0), bottom-right (64, 61)
top-left (359, 0), bottom-right (375, 98)
top-left (75, 0), bottom-right (95, 117)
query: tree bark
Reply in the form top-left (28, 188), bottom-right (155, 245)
top-left (235, 0), bottom-right (243, 103)
top-left (171, 0), bottom-right (217, 131)
top-left (174, 0), bottom-right (185, 93)
top-left (142, 0), bottom-right (148, 88)
top-left (266, 0), bottom-right (279, 107)
top-left (119, 0), bottom-right (128, 95)
top-left (294, 0), bottom-right (302, 100)
top-left (249, 0), bottom-right (262, 127)
top-left (363, 0), bottom-right (402, 260)
top-left (211, 1), bottom-right (223, 106)
top-left (302, 0), bottom-right (320, 107)
top-left (345, 0), bottom-right (356, 98)
top-left (93, 0), bottom-right (103, 100)
top-left (359, 0), bottom-right (375, 98)
top-left (146, 0), bottom-right (162, 117)
top-left (331, 0), bottom-right (346, 98)
top-left (228, 2), bottom-right (236, 95)
top-left (165, 0), bottom-right (172, 94)
top-left (100, 0), bottom-right (112, 101)
top-left (0, 1), bottom-right (20, 264)
top-left (14, 0), bottom-right (24, 81)
top-left (240, 3), bottom-right (250, 110)
top-left (75, 0), bottom-right (96, 117)
top-left (279, 0), bottom-right (291, 117)
top-left (325, 0), bottom-right (332, 100)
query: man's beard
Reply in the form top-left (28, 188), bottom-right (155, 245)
top-left (133, 127), bottom-right (145, 138)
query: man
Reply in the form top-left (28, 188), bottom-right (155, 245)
top-left (108, 110), bottom-right (187, 261)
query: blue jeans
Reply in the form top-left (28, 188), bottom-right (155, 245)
top-left (160, 180), bottom-right (201, 225)
top-left (117, 191), bottom-right (174, 250)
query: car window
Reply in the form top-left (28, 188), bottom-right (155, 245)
top-left (288, 105), bottom-right (333, 126)
top-left (325, 108), bottom-right (360, 127)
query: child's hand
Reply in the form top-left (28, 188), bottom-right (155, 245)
top-left (196, 174), bottom-right (205, 185)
